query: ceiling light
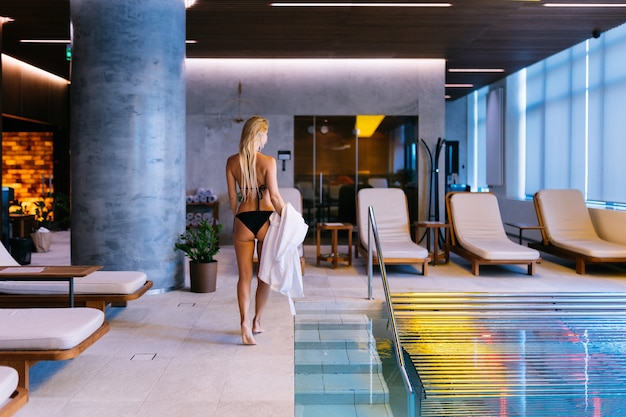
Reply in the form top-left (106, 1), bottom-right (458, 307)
top-left (544, 3), bottom-right (626, 7)
top-left (21, 39), bottom-right (70, 44)
top-left (445, 83), bottom-right (474, 88)
top-left (271, 2), bottom-right (452, 7)
top-left (185, 0), bottom-right (197, 8)
top-left (1, 17), bottom-right (14, 24)
top-left (355, 115), bottom-right (385, 137)
top-left (448, 68), bottom-right (505, 73)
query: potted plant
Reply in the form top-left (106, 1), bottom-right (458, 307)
top-left (30, 198), bottom-right (54, 252)
top-left (174, 219), bottom-right (223, 293)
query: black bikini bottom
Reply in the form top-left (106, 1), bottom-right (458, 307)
top-left (236, 210), bottom-right (273, 237)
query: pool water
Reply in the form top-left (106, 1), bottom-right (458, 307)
top-left (294, 307), bottom-right (415, 417)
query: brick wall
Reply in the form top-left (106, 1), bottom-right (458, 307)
top-left (2, 131), bottom-right (54, 205)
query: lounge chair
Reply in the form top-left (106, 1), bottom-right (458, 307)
top-left (0, 367), bottom-right (27, 417)
top-left (356, 188), bottom-right (429, 275)
top-left (0, 307), bottom-right (109, 390)
top-left (529, 189), bottom-right (626, 274)
top-left (446, 192), bottom-right (540, 275)
top-left (0, 243), bottom-right (152, 313)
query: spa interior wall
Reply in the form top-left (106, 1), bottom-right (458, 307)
top-left (185, 59), bottom-right (445, 244)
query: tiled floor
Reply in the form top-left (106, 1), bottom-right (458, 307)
top-left (11, 230), bottom-right (626, 416)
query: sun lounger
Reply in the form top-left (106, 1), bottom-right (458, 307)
top-left (0, 308), bottom-right (109, 390)
top-left (529, 189), bottom-right (626, 274)
top-left (0, 367), bottom-right (27, 417)
top-left (0, 243), bottom-right (152, 312)
top-left (356, 188), bottom-right (429, 275)
top-left (446, 192), bottom-right (540, 275)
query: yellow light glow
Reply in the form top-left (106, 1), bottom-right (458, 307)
top-left (2, 54), bottom-right (70, 85)
top-left (355, 115), bottom-right (385, 137)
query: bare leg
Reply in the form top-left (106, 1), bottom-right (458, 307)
top-left (233, 220), bottom-right (257, 345)
top-left (253, 227), bottom-right (271, 334)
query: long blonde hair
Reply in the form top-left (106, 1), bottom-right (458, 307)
top-left (238, 116), bottom-right (269, 201)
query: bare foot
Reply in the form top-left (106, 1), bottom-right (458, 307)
top-left (252, 318), bottom-right (264, 334)
top-left (242, 325), bottom-right (257, 345)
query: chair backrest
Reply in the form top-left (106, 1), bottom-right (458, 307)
top-left (534, 189), bottom-right (599, 242)
top-left (337, 184), bottom-right (372, 225)
top-left (0, 242), bottom-right (20, 266)
top-left (367, 177), bottom-right (388, 188)
top-left (447, 192), bottom-right (506, 246)
top-left (295, 182), bottom-right (315, 201)
top-left (279, 187), bottom-right (303, 213)
top-left (357, 188), bottom-right (410, 245)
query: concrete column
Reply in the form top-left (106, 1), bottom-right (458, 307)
top-left (70, 0), bottom-right (186, 291)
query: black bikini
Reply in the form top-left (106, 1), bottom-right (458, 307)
top-left (235, 185), bottom-right (273, 237)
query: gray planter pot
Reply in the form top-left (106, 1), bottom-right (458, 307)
top-left (189, 261), bottom-right (217, 293)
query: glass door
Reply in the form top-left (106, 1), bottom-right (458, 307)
top-left (294, 115), bottom-right (419, 234)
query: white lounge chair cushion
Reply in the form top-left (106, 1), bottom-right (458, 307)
top-left (0, 366), bottom-right (18, 405)
top-left (0, 308), bottom-right (104, 350)
top-left (0, 270), bottom-right (148, 295)
top-left (449, 193), bottom-right (539, 261)
top-left (536, 189), bottom-right (626, 258)
top-left (357, 188), bottom-right (428, 259)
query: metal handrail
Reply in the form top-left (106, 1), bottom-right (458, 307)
top-left (366, 205), bottom-right (413, 394)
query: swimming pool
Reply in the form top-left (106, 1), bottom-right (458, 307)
top-left (294, 304), bottom-right (417, 417)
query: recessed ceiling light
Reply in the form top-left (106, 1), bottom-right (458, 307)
top-left (21, 39), bottom-right (70, 44)
top-left (448, 68), bottom-right (505, 73)
top-left (445, 83), bottom-right (474, 88)
top-left (271, 2), bottom-right (452, 7)
top-left (544, 3), bottom-right (626, 7)
top-left (22, 39), bottom-right (198, 44)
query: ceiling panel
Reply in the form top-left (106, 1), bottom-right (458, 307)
top-left (2, 0), bottom-right (626, 100)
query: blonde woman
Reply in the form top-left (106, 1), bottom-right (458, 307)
top-left (226, 116), bottom-right (285, 345)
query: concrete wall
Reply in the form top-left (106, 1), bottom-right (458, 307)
top-left (185, 59), bottom-right (446, 243)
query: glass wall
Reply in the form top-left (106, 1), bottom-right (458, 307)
top-left (293, 115), bottom-right (419, 232)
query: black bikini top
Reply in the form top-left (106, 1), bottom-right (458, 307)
top-left (239, 185), bottom-right (267, 210)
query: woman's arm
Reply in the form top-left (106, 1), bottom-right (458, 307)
top-left (225, 155), bottom-right (240, 216)
top-left (263, 156), bottom-right (285, 214)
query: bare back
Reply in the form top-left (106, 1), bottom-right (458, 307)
top-left (226, 152), bottom-right (284, 216)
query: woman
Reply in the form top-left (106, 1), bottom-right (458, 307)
top-left (226, 116), bottom-right (285, 345)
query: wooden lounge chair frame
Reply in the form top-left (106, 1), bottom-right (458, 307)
top-left (528, 191), bottom-right (626, 274)
top-left (0, 387), bottom-right (28, 417)
top-left (446, 192), bottom-right (539, 276)
top-left (0, 280), bottom-right (153, 312)
top-left (0, 322), bottom-right (110, 391)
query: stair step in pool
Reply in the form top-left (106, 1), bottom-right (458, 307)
top-left (295, 313), bottom-right (391, 409)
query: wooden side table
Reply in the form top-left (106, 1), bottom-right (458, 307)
top-left (415, 221), bottom-right (450, 265)
top-left (9, 214), bottom-right (36, 237)
top-left (504, 222), bottom-right (544, 244)
top-left (316, 222), bottom-right (353, 268)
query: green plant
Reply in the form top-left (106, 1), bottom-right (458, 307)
top-left (174, 219), bottom-right (223, 263)
top-left (33, 199), bottom-right (54, 229)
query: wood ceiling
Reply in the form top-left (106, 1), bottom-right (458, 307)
top-left (3, 1), bottom-right (626, 100)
